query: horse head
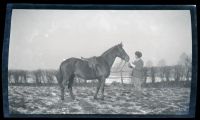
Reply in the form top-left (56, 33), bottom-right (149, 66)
top-left (115, 42), bottom-right (130, 62)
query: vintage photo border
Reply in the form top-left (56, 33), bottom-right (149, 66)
top-left (2, 4), bottom-right (198, 118)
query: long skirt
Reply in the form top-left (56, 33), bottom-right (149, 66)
top-left (131, 76), bottom-right (143, 92)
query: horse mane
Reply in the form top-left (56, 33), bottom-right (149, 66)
top-left (101, 44), bottom-right (119, 56)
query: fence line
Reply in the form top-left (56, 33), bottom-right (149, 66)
top-left (109, 76), bottom-right (132, 79)
top-left (8, 67), bottom-right (192, 85)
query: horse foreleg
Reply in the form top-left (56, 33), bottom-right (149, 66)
top-left (94, 79), bottom-right (101, 99)
top-left (100, 78), bottom-right (106, 100)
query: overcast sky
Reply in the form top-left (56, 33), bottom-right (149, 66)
top-left (8, 9), bottom-right (192, 70)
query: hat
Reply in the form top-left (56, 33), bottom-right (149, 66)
top-left (135, 51), bottom-right (142, 58)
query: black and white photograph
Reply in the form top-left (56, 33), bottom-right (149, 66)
top-left (3, 5), bottom-right (197, 117)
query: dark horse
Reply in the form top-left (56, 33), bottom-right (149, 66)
top-left (57, 43), bottom-right (130, 100)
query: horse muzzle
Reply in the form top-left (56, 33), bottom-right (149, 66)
top-left (125, 56), bottom-right (130, 62)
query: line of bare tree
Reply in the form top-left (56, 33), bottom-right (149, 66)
top-left (8, 53), bottom-right (192, 87)
top-left (8, 69), bottom-right (58, 85)
top-left (142, 53), bottom-right (192, 87)
top-left (8, 69), bottom-right (97, 86)
top-left (112, 52), bottom-right (192, 87)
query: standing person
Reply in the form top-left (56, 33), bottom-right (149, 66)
top-left (128, 51), bottom-right (144, 95)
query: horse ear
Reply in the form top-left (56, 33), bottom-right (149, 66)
top-left (120, 42), bottom-right (123, 47)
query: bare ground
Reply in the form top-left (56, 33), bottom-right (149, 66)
top-left (8, 84), bottom-right (190, 114)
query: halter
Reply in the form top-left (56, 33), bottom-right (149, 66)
top-left (114, 46), bottom-right (129, 85)
top-left (115, 45), bottom-right (127, 71)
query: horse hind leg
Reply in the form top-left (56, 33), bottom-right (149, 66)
top-left (59, 78), bottom-right (66, 100)
top-left (68, 74), bottom-right (75, 100)
top-left (56, 72), bottom-right (65, 101)
top-left (60, 73), bottom-right (70, 101)
top-left (60, 85), bottom-right (65, 100)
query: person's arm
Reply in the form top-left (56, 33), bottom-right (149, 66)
top-left (128, 61), bottom-right (135, 68)
top-left (132, 60), bottom-right (136, 65)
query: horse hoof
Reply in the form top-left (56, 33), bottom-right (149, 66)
top-left (100, 97), bottom-right (104, 100)
top-left (71, 97), bottom-right (75, 100)
top-left (61, 97), bottom-right (64, 101)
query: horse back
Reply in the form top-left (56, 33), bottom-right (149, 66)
top-left (75, 57), bottom-right (110, 79)
top-left (59, 57), bottom-right (110, 80)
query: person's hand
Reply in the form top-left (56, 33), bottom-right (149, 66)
top-left (128, 63), bottom-right (133, 68)
top-left (128, 61), bottom-right (135, 68)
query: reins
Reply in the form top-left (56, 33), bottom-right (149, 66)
top-left (117, 60), bottom-right (127, 86)
top-left (116, 60), bottom-right (126, 72)
top-left (115, 60), bottom-right (123, 70)
top-left (120, 61), bottom-right (126, 72)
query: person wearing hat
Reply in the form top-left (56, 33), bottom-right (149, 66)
top-left (128, 51), bottom-right (144, 94)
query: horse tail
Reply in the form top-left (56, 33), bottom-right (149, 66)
top-left (56, 66), bottom-right (63, 87)
top-left (67, 59), bottom-right (78, 89)
top-left (57, 58), bottom-right (79, 87)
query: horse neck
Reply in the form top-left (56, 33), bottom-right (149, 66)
top-left (101, 50), bottom-right (117, 69)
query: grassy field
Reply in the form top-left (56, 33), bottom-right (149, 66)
top-left (8, 84), bottom-right (190, 115)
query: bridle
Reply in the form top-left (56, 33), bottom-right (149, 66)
top-left (116, 46), bottom-right (128, 73)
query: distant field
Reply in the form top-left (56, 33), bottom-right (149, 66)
top-left (8, 83), bottom-right (190, 114)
